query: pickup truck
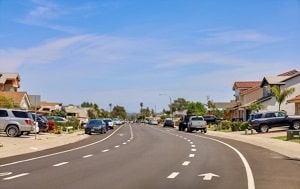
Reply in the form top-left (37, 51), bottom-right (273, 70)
top-left (187, 116), bottom-right (207, 133)
top-left (248, 111), bottom-right (300, 133)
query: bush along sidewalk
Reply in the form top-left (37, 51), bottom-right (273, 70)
top-left (209, 120), bottom-right (248, 132)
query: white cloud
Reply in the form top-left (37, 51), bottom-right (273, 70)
top-left (207, 29), bottom-right (277, 43)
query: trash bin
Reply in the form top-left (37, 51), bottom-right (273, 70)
top-left (287, 130), bottom-right (300, 140)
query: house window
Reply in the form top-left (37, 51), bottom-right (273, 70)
top-left (263, 86), bottom-right (271, 97)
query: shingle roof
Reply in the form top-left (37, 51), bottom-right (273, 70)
top-left (0, 73), bottom-right (20, 84)
top-left (277, 69), bottom-right (299, 76)
top-left (232, 81), bottom-right (261, 90)
top-left (0, 91), bottom-right (27, 104)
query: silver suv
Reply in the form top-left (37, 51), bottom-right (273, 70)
top-left (0, 108), bottom-right (34, 137)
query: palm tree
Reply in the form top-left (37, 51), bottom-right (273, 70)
top-left (247, 102), bottom-right (264, 113)
top-left (270, 85), bottom-right (295, 111)
top-left (140, 102), bottom-right (143, 113)
top-left (109, 103), bottom-right (112, 112)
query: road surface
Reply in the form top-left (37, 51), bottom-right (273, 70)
top-left (1, 123), bottom-right (299, 189)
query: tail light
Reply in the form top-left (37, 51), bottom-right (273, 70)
top-left (25, 118), bottom-right (32, 125)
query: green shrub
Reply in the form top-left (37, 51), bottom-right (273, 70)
top-left (240, 122), bottom-right (249, 131)
top-left (221, 120), bottom-right (231, 130)
top-left (231, 121), bottom-right (240, 131)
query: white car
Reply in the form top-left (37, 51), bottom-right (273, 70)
top-left (103, 118), bottom-right (114, 129)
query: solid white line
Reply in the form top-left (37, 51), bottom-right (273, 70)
top-left (198, 135), bottom-right (255, 189)
top-left (83, 154), bottom-right (93, 158)
top-left (3, 173), bottom-right (29, 180)
top-left (53, 162), bottom-right (69, 167)
top-left (189, 154), bottom-right (195, 157)
top-left (182, 161), bottom-right (190, 166)
top-left (0, 125), bottom-right (125, 167)
top-left (167, 172), bottom-right (179, 179)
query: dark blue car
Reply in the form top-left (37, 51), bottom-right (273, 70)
top-left (85, 119), bottom-right (107, 135)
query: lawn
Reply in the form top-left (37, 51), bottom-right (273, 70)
top-left (272, 136), bottom-right (300, 144)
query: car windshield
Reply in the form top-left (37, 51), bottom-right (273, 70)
top-left (87, 120), bottom-right (102, 126)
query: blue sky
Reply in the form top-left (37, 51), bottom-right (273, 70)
top-left (0, 0), bottom-right (299, 113)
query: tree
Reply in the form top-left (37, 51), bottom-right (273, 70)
top-left (187, 102), bottom-right (207, 115)
top-left (109, 103), bottom-right (112, 112)
top-left (246, 102), bottom-right (264, 113)
top-left (170, 98), bottom-right (189, 112)
top-left (0, 96), bottom-right (15, 108)
top-left (111, 105), bottom-right (126, 119)
top-left (140, 102), bottom-right (143, 112)
top-left (270, 85), bottom-right (295, 111)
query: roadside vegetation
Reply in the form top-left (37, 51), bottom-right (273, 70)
top-left (272, 136), bottom-right (300, 144)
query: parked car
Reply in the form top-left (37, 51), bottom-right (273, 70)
top-left (187, 116), bottom-right (207, 133)
top-left (248, 111), bottom-right (300, 133)
top-left (163, 118), bottom-right (174, 127)
top-left (203, 115), bottom-right (217, 124)
top-left (178, 115), bottom-right (192, 131)
top-left (46, 116), bottom-right (68, 123)
top-left (32, 113), bottom-right (49, 132)
top-left (112, 118), bottom-right (122, 125)
top-left (0, 108), bottom-right (34, 137)
top-left (103, 118), bottom-right (114, 130)
top-left (85, 119), bottom-right (107, 135)
top-left (149, 119), bottom-right (158, 125)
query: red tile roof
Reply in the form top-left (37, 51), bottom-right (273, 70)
top-left (277, 69), bottom-right (299, 76)
top-left (232, 81), bottom-right (261, 90)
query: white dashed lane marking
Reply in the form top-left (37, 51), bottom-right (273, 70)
top-left (53, 162), bottom-right (69, 167)
top-left (83, 154), bottom-right (93, 158)
top-left (167, 172), bottom-right (180, 179)
top-left (182, 161), bottom-right (190, 166)
top-left (3, 173), bottom-right (29, 180)
top-left (102, 149), bottom-right (110, 152)
top-left (189, 154), bottom-right (195, 157)
top-left (191, 148), bottom-right (197, 152)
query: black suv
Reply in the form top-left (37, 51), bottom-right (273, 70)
top-left (248, 111), bottom-right (300, 133)
top-left (178, 115), bottom-right (192, 131)
top-left (32, 113), bottom-right (49, 132)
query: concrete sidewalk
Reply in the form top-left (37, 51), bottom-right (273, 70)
top-left (205, 129), bottom-right (300, 160)
top-left (0, 131), bottom-right (90, 158)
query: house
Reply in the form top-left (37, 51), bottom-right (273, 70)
top-left (0, 73), bottom-right (21, 92)
top-left (64, 105), bottom-right (89, 124)
top-left (231, 81), bottom-right (262, 120)
top-left (0, 91), bottom-right (31, 110)
top-left (38, 101), bottom-right (63, 115)
top-left (258, 69), bottom-right (300, 115)
top-left (287, 95), bottom-right (300, 114)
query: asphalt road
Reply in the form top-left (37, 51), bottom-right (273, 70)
top-left (0, 123), bottom-right (299, 189)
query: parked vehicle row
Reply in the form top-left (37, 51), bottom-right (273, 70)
top-left (0, 108), bottom-right (72, 137)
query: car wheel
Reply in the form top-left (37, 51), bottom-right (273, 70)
top-left (6, 125), bottom-right (20, 137)
top-left (291, 121), bottom-right (300, 130)
top-left (260, 125), bottom-right (269, 133)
